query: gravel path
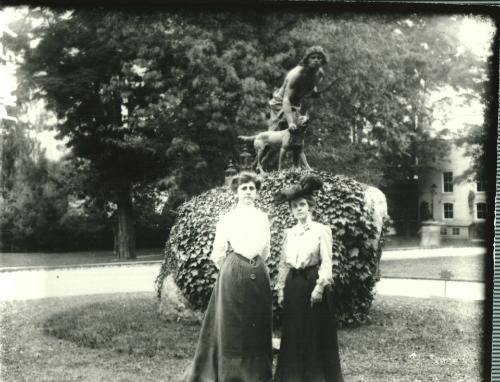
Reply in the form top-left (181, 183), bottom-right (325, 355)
top-left (0, 260), bottom-right (486, 302)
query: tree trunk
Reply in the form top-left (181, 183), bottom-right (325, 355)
top-left (114, 188), bottom-right (136, 260)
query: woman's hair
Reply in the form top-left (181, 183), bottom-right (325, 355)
top-left (230, 171), bottom-right (261, 193)
top-left (289, 195), bottom-right (316, 209)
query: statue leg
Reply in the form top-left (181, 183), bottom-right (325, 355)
top-left (251, 156), bottom-right (259, 171)
top-left (260, 146), bottom-right (272, 167)
top-left (278, 148), bottom-right (286, 170)
top-left (299, 150), bottom-right (312, 170)
top-left (291, 147), bottom-right (300, 168)
top-left (256, 148), bottom-right (266, 173)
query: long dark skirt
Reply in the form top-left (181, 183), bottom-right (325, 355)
top-left (274, 266), bottom-right (344, 382)
top-left (182, 252), bottom-right (273, 382)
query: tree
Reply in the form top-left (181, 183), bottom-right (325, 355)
top-left (454, 52), bottom-right (495, 183)
top-left (280, 14), bottom-right (491, 232)
top-left (0, 117), bottom-right (70, 251)
top-left (18, 10), bottom-right (217, 258)
top-left (288, 15), bottom-right (489, 187)
top-left (16, 9), bottom-right (490, 256)
top-left (17, 9), bottom-right (306, 258)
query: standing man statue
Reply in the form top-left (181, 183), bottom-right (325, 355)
top-left (268, 45), bottom-right (328, 133)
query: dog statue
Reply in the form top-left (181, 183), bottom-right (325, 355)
top-left (238, 114), bottom-right (312, 173)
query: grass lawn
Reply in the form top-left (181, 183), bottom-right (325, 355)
top-left (380, 255), bottom-right (487, 282)
top-left (0, 248), bottom-right (163, 269)
top-left (0, 292), bottom-right (485, 382)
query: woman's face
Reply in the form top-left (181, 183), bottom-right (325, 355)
top-left (236, 181), bottom-right (257, 206)
top-left (290, 198), bottom-right (310, 221)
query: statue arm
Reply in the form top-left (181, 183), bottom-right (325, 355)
top-left (282, 67), bottom-right (301, 128)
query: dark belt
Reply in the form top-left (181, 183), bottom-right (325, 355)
top-left (232, 251), bottom-right (260, 267)
top-left (290, 264), bottom-right (318, 278)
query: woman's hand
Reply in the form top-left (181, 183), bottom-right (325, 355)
top-left (310, 288), bottom-right (323, 307)
top-left (278, 290), bottom-right (284, 307)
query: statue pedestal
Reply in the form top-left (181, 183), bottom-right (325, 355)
top-left (419, 221), bottom-right (442, 247)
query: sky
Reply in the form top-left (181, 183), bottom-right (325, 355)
top-left (428, 15), bottom-right (496, 138)
top-left (0, 9), bottom-right (19, 99)
top-left (0, 9), bottom-right (19, 123)
top-left (0, 11), bottom-right (496, 161)
top-left (460, 16), bottom-right (495, 59)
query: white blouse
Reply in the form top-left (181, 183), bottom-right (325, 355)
top-left (276, 217), bottom-right (334, 294)
top-left (211, 205), bottom-right (271, 269)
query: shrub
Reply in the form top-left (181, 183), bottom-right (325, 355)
top-left (156, 169), bottom-right (385, 326)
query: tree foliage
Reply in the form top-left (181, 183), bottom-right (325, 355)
top-left (22, 10), bottom-right (487, 188)
top-left (156, 169), bottom-right (387, 326)
top-left (0, 119), bottom-right (68, 251)
top-left (454, 52), bottom-right (496, 183)
top-left (288, 15), bottom-right (490, 188)
top-left (15, 8), bottom-right (490, 253)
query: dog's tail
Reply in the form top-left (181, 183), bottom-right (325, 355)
top-left (238, 135), bottom-right (257, 141)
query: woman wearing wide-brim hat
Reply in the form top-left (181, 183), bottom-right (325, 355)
top-left (274, 174), bottom-right (344, 382)
top-left (183, 171), bottom-right (273, 382)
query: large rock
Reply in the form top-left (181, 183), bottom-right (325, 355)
top-left (364, 185), bottom-right (388, 245)
top-left (158, 274), bottom-right (203, 323)
top-left (157, 169), bottom-right (389, 326)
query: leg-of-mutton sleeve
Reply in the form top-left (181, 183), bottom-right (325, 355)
top-left (312, 224), bottom-right (334, 296)
top-left (275, 229), bottom-right (291, 293)
top-left (261, 214), bottom-right (271, 261)
top-left (210, 214), bottom-right (228, 269)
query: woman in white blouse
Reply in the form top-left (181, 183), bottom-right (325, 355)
top-left (274, 175), bottom-right (343, 382)
top-left (183, 172), bottom-right (273, 382)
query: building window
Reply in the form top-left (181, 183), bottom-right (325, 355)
top-left (477, 203), bottom-right (487, 219)
top-left (452, 227), bottom-right (460, 236)
top-left (477, 179), bottom-right (487, 192)
top-left (443, 172), bottom-right (453, 193)
top-left (441, 227), bottom-right (447, 235)
top-left (443, 203), bottom-right (454, 219)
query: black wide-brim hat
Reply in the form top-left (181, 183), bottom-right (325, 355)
top-left (275, 174), bottom-right (323, 203)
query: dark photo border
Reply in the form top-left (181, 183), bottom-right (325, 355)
top-left (0, 1), bottom-right (498, 380)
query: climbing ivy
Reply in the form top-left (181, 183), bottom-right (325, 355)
top-left (156, 169), bottom-right (385, 326)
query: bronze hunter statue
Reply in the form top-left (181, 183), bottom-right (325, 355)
top-left (239, 46), bottom-right (327, 172)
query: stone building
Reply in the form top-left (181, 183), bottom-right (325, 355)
top-left (417, 141), bottom-right (487, 241)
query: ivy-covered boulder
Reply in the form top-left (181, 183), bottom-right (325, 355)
top-left (156, 169), bottom-right (388, 326)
